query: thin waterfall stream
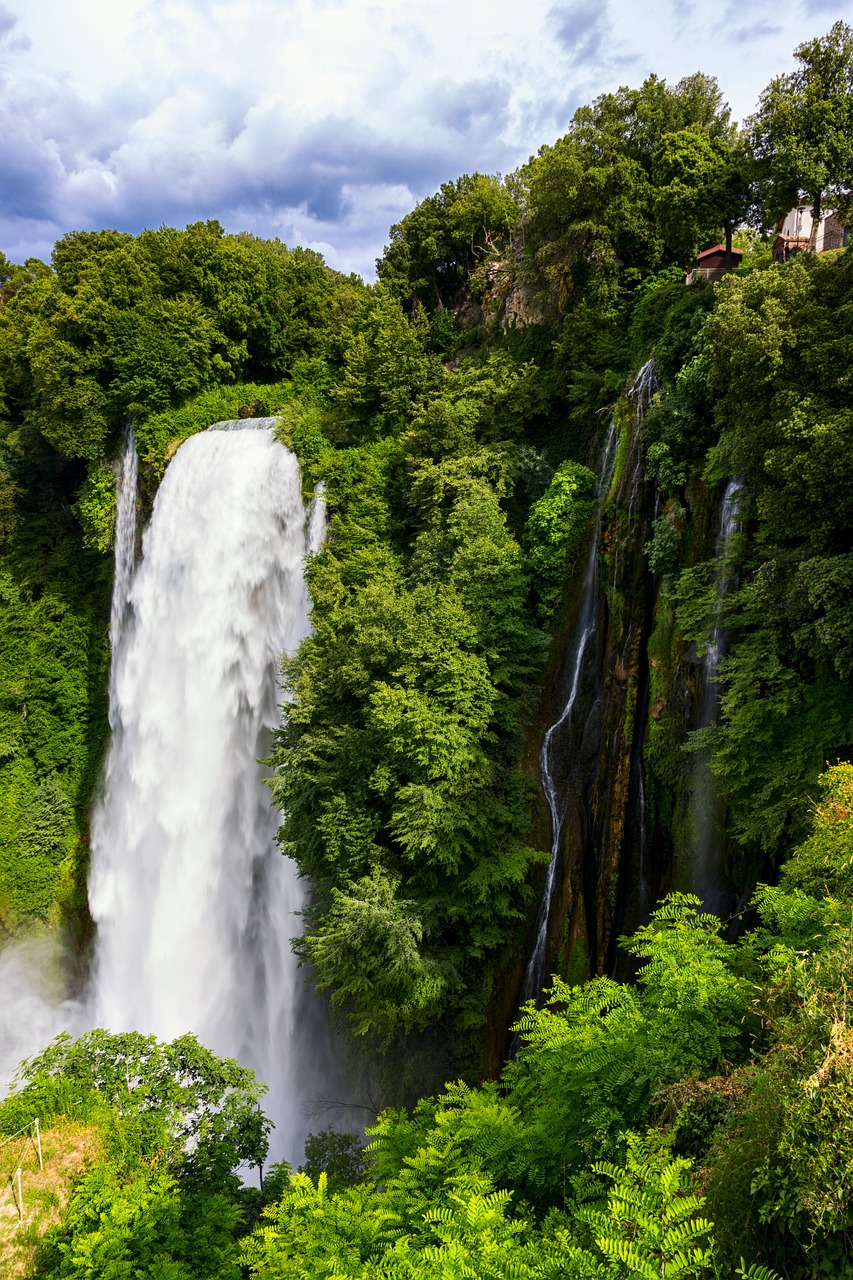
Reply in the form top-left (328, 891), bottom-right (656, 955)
top-left (690, 477), bottom-right (743, 909)
top-left (111, 428), bottom-right (138, 648)
top-left (519, 423), bottom-right (618, 1005)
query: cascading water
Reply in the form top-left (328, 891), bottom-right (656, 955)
top-left (111, 428), bottom-right (138, 648)
top-left (630, 358), bottom-right (659, 422)
top-left (520, 423), bottom-right (618, 1005)
top-left (88, 421), bottom-right (330, 1162)
top-left (690, 477), bottom-right (743, 910)
top-left (700, 478), bottom-right (743, 705)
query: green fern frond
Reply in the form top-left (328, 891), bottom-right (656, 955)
top-left (596, 1237), bottom-right (660, 1278)
top-left (659, 1216), bottom-right (715, 1248)
top-left (736, 1261), bottom-right (784, 1280)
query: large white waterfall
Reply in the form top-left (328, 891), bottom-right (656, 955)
top-left (87, 423), bottom-right (327, 1161)
top-left (0, 422), bottom-right (340, 1163)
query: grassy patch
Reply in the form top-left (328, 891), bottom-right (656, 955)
top-left (0, 1119), bottom-right (102, 1277)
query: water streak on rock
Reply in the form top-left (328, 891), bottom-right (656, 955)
top-left (520, 423), bottom-right (618, 1004)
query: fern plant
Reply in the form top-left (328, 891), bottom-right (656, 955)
top-left (735, 1263), bottom-right (783, 1280)
top-left (572, 1132), bottom-right (714, 1280)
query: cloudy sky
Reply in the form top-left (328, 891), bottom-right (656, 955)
top-left (2, 0), bottom-right (849, 278)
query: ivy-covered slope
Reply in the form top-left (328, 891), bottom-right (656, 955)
top-left (638, 251), bottom-right (853, 906)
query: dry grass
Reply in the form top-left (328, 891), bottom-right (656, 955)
top-left (651, 1068), bottom-right (751, 1127)
top-left (0, 1120), bottom-right (102, 1278)
top-left (805, 1019), bottom-right (853, 1091)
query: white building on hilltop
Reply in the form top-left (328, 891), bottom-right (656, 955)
top-left (772, 203), bottom-right (850, 263)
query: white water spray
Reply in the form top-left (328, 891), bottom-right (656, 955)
top-left (700, 478), bottom-right (742, 697)
top-left (629, 358), bottom-right (659, 424)
top-left (88, 423), bottom-right (326, 1160)
top-left (110, 428), bottom-right (138, 649)
top-left (520, 423), bottom-right (618, 1004)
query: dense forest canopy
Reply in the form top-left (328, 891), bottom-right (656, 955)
top-left (0, 20), bottom-right (852, 1279)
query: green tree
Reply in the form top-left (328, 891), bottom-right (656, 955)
top-left (0, 1030), bottom-right (271, 1280)
top-left (653, 127), bottom-right (755, 264)
top-left (35, 1163), bottom-right (243, 1280)
top-left (524, 459), bottom-right (598, 619)
top-left (301, 1128), bottom-right (367, 1192)
top-left (334, 288), bottom-right (435, 430)
top-left (4, 1029), bottom-right (270, 1185)
top-left (522, 72), bottom-right (736, 302)
top-left (297, 873), bottom-right (452, 1039)
top-left (377, 174), bottom-right (518, 311)
top-left (750, 21), bottom-right (853, 226)
top-left (703, 766), bottom-right (853, 1275)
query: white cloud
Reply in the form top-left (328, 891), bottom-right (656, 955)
top-left (1, 0), bottom-right (850, 277)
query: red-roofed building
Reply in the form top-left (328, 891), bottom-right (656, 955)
top-left (685, 244), bottom-right (744, 285)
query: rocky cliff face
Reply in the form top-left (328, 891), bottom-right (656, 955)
top-left (544, 404), bottom-right (657, 981)
top-left (451, 242), bottom-right (555, 333)
top-left (509, 378), bottom-right (757, 1018)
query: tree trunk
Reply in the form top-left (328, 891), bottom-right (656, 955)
top-left (724, 223), bottom-right (733, 270)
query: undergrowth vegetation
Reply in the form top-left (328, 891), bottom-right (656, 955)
top-left (6, 767), bottom-right (852, 1277)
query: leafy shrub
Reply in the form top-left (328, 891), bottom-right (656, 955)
top-left (73, 463), bottom-right (117, 553)
top-left (525, 460), bottom-right (598, 618)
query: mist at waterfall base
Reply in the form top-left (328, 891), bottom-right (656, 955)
top-left (0, 424), bottom-right (347, 1166)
